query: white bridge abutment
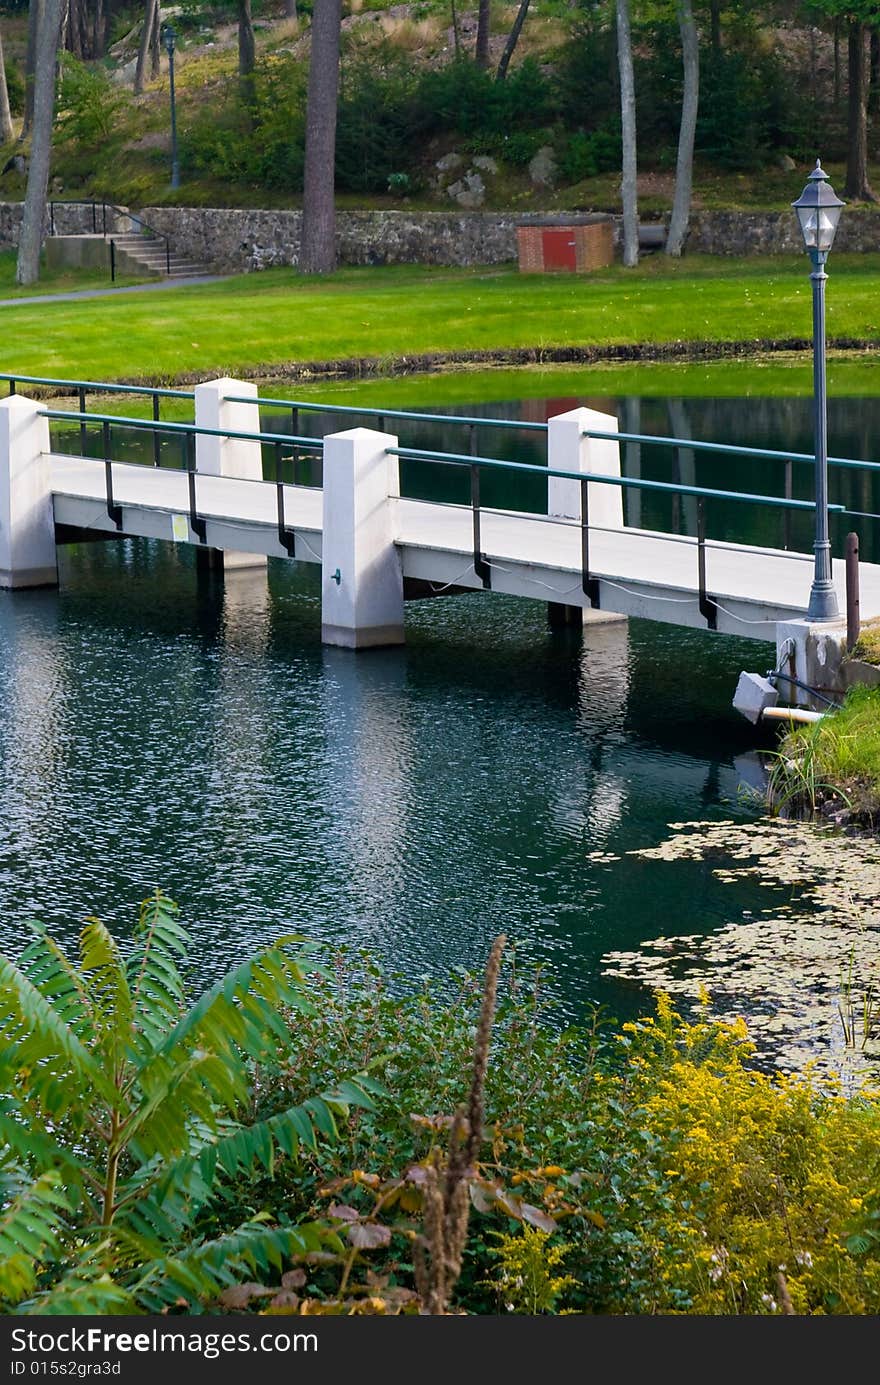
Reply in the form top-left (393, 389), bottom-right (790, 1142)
top-left (546, 406), bottom-right (627, 629)
top-left (0, 394), bottom-right (58, 590)
top-left (320, 427), bottom-right (405, 650)
top-left (194, 377), bottom-right (267, 573)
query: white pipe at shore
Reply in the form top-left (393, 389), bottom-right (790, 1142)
top-left (761, 706), bottom-right (826, 725)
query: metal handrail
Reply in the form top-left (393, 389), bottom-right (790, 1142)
top-left (584, 427), bottom-right (880, 475)
top-left (3, 373), bottom-right (194, 400)
top-left (10, 373), bottom-right (879, 478)
top-left (229, 391), bottom-right (880, 476)
top-left (40, 408), bottom-right (319, 451)
top-left (37, 404), bottom-right (852, 625)
top-left (227, 393), bottom-right (549, 434)
top-left (387, 445), bottom-right (843, 513)
top-left (48, 199), bottom-right (173, 276)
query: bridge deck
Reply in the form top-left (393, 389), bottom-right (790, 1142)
top-left (49, 455), bottom-right (880, 640)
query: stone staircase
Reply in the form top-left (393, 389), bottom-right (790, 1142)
top-left (111, 232), bottom-right (209, 280)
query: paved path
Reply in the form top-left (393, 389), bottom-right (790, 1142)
top-left (0, 276), bottom-right (229, 307)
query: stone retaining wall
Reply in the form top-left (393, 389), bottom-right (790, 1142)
top-left (136, 207), bottom-right (534, 272)
top-left (684, 209), bottom-right (880, 256)
top-left (0, 202), bottom-right (130, 245)
top-left (4, 202), bottom-right (880, 270)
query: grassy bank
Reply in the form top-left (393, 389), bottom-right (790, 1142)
top-left (769, 685), bottom-right (880, 829)
top-left (2, 255), bottom-right (880, 386)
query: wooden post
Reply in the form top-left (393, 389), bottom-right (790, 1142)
top-left (845, 531), bottom-right (860, 651)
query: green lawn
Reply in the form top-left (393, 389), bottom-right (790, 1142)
top-left (2, 255), bottom-right (880, 387)
top-left (0, 249), bottom-right (147, 300)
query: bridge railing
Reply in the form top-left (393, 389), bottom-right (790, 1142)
top-left (8, 368), bottom-right (880, 490)
top-left (385, 443), bottom-right (844, 629)
top-left (36, 401), bottom-right (847, 629)
top-left (40, 408), bottom-right (321, 556)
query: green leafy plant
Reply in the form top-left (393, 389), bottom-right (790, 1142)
top-left (484, 1227), bottom-right (575, 1314)
top-left (0, 891), bottom-right (380, 1313)
top-left (55, 55), bottom-right (132, 150)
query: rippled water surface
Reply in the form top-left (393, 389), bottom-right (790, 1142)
top-left (0, 533), bottom-right (775, 1024)
top-left (17, 376), bottom-right (880, 1035)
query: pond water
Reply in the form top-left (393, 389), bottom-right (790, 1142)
top-left (3, 376), bottom-right (879, 1077)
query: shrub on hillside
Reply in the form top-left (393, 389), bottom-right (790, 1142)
top-left (3, 59), bottom-right (24, 118)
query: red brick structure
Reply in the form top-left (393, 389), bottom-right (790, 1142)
top-left (516, 216), bottom-right (615, 273)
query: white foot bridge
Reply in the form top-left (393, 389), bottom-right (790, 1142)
top-left (3, 374), bottom-right (880, 695)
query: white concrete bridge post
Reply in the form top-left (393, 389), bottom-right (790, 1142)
top-left (194, 377), bottom-right (267, 571)
top-left (547, 406), bottom-right (625, 626)
top-left (0, 394), bottom-right (58, 589)
top-left (321, 427), bottom-right (405, 649)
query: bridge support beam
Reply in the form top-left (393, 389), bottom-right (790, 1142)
top-left (194, 377), bottom-right (267, 572)
top-left (321, 427), bottom-right (405, 650)
top-left (547, 406), bottom-right (626, 628)
top-left (0, 394), bottom-right (58, 589)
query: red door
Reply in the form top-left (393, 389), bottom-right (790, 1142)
top-left (542, 228), bottom-right (577, 271)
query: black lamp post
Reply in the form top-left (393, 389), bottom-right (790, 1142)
top-left (161, 22), bottom-right (180, 191)
top-left (791, 159), bottom-right (845, 622)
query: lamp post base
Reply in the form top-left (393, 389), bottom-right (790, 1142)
top-left (806, 580), bottom-right (840, 622)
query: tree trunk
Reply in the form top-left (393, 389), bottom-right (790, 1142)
top-left (284, 0), bottom-right (297, 16)
top-left (870, 27), bottom-right (880, 117)
top-left (0, 26), bottom-right (15, 145)
top-left (92, 0), bottom-right (106, 60)
top-left (475, 0), bottom-right (490, 68)
top-left (450, 0), bottom-right (461, 58)
top-left (300, 0), bottom-right (342, 274)
top-left (150, 3), bottom-right (160, 79)
top-left (665, 0), bottom-right (699, 258)
top-left (237, 0), bottom-right (256, 107)
top-left (616, 0), bottom-right (638, 267)
top-left (496, 0), bottom-right (530, 81)
top-left (709, 0), bottom-right (720, 54)
top-left (16, 0), bottom-right (65, 285)
top-left (134, 0), bottom-right (157, 95)
top-left (846, 22), bottom-right (876, 201)
top-left (834, 17), bottom-right (841, 105)
top-left (22, 0), bottom-right (43, 139)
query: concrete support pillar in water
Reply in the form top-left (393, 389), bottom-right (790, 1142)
top-left (0, 394), bottom-right (58, 589)
top-left (321, 427), bottom-right (405, 649)
top-left (546, 405), bottom-right (626, 628)
top-left (194, 377), bottom-right (267, 572)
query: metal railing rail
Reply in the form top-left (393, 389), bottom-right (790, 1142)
top-left (47, 200), bottom-right (174, 276)
top-left (583, 426), bottom-right (880, 477)
top-left (9, 373), bottom-right (880, 481)
top-left (226, 392), bottom-right (549, 438)
top-left (387, 444), bottom-right (846, 626)
top-left (34, 403), bottom-right (853, 627)
top-left (6, 376), bottom-right (195, 469)
top-left (4, 373), bottom-right (195, 400)
top-left (41, 408), bottom-right (321, 558)
top-left (229, 391), bottom-right (880, 479)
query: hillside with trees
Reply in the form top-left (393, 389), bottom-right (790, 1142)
top-left (1, 1), bottom-right (879, 277)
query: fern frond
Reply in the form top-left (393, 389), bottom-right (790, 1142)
top-left (0, 1169), bottom-right (70, 1305)
top-left (128, 892), bottom-right (188, 1051)
top-left (128, 1219), bottom-right (335, 1313)
top-left (21, 1272), bottom-right (137, 1315)
top-left (0, 956), bottom-right (117, 1113)
top-left (155, 942), bottom-right (317, 1073)
top-left (124, 1051), bottom-right (246, 1164)
top-left (79, 917), bottom-right (133, 1065)
top-left (17, 925), bottom-right (93, 1039)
